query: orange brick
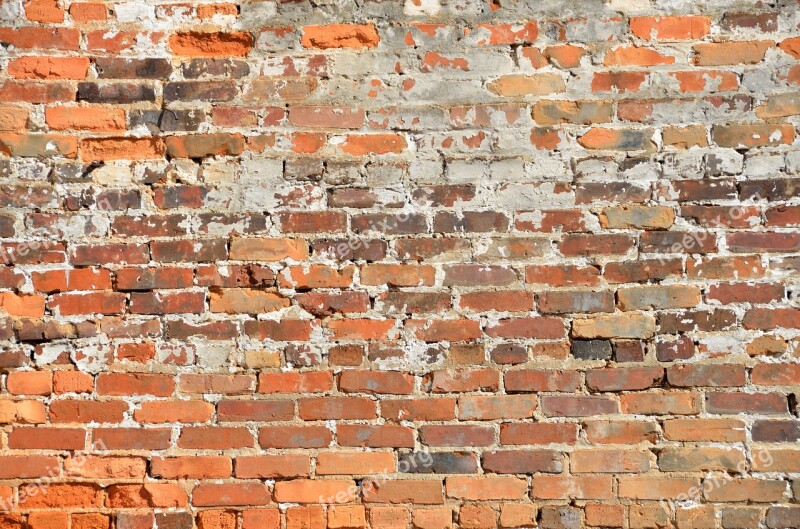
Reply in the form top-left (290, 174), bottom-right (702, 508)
top-left (72, 513), bottom-right (111, 529)
top-left (412, 508), bottom-right (453, 529)
top-left (369, 507), bottom-right (409, 529)
top-left (196, 510), bottom-right (236, 529)
top-left (286, 506), bottom-right (325, 529)
top-left (25, 0), bottom-right (64, 22)
top-left (6, 371), bottom-right (53, 395)
top-left (69, 2), bottom-right (107, 21)
top-left (340, 134), bottom-right (407, 155)
top-left (80, 137), bottom-right (166, 161)
top-left (0, 292), bottom-right (46, 317)
top-left (170, 31), bottom-right (253, 56)
top-left (8, 57), bottom-right (89, 79)
top-left (274, 480), bottom-right (357, 504)
top-left (53, 372), bottom-right (94, 394)
top-left (363, 480), bottom-right (444, 504)
top-left (631, 16), bottom-right (711, 40)
top-left (0, 107), bottom-right (28, 132)
top-left (780, 37), bottom-right (800, 58)
top-left (46, 106), bottom-right (126, 132)
top-left (694, 41), bottom-right (774, 65)
top-left (604, 46), bottom-right (675, 66)
top-left (316, 452), bottom-right (396, 475)
top-left (301, 25), bottom-right (379, 49)
top-left (28, 513), bottom-right (70, 529)
top-left (151, 456), bottom-right (231, 479)
top-left (328, 506), bottom-right (367, 529)
top-left (446, 477), bottom-right (527, 501)
top-left (242, 509), bottom-right (280, 529)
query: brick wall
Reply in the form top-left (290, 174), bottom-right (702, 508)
top-left (0, 0), bottom-right (799, 528)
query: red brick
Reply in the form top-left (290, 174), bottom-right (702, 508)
top-left (193, 483), bottom-right (271, 506)
top-left (178, 427), bottom-right (255, 449)
top-left (93, 428), bottom-right (171, 450)
top-left (458, 395), bottom-right (537, 420)
top-left (96, 373), bottom-right (174, 397)
top-left (619, 477), bottom-right (700, 500)
top-left (0, 455), bottom-right (58, 478)
top-left (49, 291), bottom-right (126, 315)
top-left (258, 372), bottom-right (333, 393)
top-left (425, 369), bottom-right (500, 393)
top-left (505, 370), bottom-right (581, 392)
top-left (500, 423), bottom-right (579, 445)
top-left (751, 363), bottom-right (800, 385)
top-left (25, 0), bottom-right (64, 22)
top-left (584, 420), bottom-right (659, 444)
top-left (25, 484), bottom-right (103, 508)
top-left (532, 475), bottom-right (612, 500)
top-left (242, 510), bottom-right (280, 529)
top-left (381, 398), bottom-right (457, 421)
top-left (64, 456), bottom-right (145, 479)
top-left (706, 392), bottom-right (788, 414)
top-left (50, 400), bottom-right (127, 423)
top-left (407, 319), bottom-right (481, 342)
top-left (179, 374), bottom-right (256, 394)
top-left (363, 480), bottom-right (444, 504)
top-left (0, 28), bottom-right (80, 50)
top-left (446, 477), bottom-right (527, 501)
top-left (337, 424), bottom-right (415, 448)
top-left (105, 484), bottom-right (188, 508)
top-left (586, 367), bottom-right (664, 392)
top-left (663, 418), bottom-right (746, 442)
top-left (339, 370), bottom-right (414, 394)
top-left (8, 427), bottom-right (86, 449)
top-left (259, 425), bottom-right (333, 448)
top-left (421, 425), bottom-right (495, 447)
top-left (151, 456), bottom-right (232, 479)
top-left (217, 399), bottom-right (294, 422)
top-left (236, 455), bottom-right (311, 478)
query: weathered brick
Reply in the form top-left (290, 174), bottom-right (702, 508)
top-left (0, 1), bottom-right (793, 522)
top-left (631, 16), bottom-right (711, 40)
top-left (694, 41), bottom-right (774, 65)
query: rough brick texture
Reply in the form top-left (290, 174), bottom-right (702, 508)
top-left (0, 0), bottom-right (800, 528)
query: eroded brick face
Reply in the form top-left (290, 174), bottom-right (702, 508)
top-left (0, 0), bottom-right (799, 528)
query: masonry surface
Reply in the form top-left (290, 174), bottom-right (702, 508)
top-left (0, 0), bottom-right (799, 527)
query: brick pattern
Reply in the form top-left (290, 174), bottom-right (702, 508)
top-left (0, 1), bottom-right (799, 528)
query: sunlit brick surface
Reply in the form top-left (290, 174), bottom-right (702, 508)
top-left (0, 1), bottom-right (799, 527)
